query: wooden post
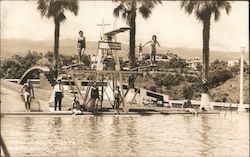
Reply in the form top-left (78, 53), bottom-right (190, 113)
top-left (238, 47), bottom-right (245, 111)
top-left (70, 66), bottom-right (84, 102)
top-left (1, 135), bottom-right (10, 157)
top-left (101, 74), bottom-right (104, 109)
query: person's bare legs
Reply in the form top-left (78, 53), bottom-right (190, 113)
top-left (78, 49), bottom-right (81, 64)
top-left (79, 48), bottom-right (84, 64)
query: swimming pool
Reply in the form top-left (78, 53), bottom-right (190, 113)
top-left (1, 113), bottom-right (249, 156)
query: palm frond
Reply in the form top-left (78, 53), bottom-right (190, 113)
top-left (58, 12), bottom-right (66, 22)
top-left (139, 5), bottom-right (151, 19)
top-left (37, 0), bottom-right (50, 17)
top-left (47, 0), bottom-right (62, 18)
top-left (112, 0), bottom-right (126, 4)
top-left (113, 4), bottom-right (125, 17)
top-left (181, 1), bottom-right (232, 22)
top-left (37, 0), bottom-right (79, 19)
top-left (141, 1), bottom-right (154, 9)
top-left (223, 1), bottom-right (232, 15)
top-left (113, 0), bottom-right (162, 25)
top-left (67, 0), bottom-right (79, 15)
top-left (213, 7), bottom-right (220, 21)
top-left (126, 12), bottom-right (132, 25)
top-left (122, 11), bottom-right (127, 20)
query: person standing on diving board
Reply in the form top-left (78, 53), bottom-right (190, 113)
top-left (76, 30), bottom-right (86, 64)
top-left (143, 35), bottom-right (160, 66)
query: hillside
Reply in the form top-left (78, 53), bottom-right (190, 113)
top-left (1, 39), bottom-right (249, 61)
top-left (210, 74), bottom-right (249, 104)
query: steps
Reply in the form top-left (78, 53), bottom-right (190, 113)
top-left (44, 72), bottom-right (56, 86)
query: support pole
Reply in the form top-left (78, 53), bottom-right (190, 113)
top-left (1, 135), bottom-right (10, 157)
top-left (70, 66), bottom-right (84, 102)
top-left (101, 74), bottom-right (104, 109)
top-left (238, 47), bottom-right (245, 111)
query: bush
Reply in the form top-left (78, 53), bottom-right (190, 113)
top-left (149, 85), bottom-right (157, 92)
top-left (208, 69), bottom-right (233, 88)
top-left (156, 58), bottom-right (187, 69)
top-left (155, 74), bottom-right (183, 88)
top-left (1, 51), bottom-right (91, 79)
top-left (1, 51), bottom-right (43, 79)
top-left (183, 85), bottom-right (194, 99)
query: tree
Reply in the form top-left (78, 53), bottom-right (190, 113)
top-left (37, 0), bottom-right (79, 78)
top-left (0, 52), bottom-right (43, 79)
top-left (113, 0), bottom-right (162, 68)
top-left (180, 1), bottom-right (231, 109)
top-left (183, 85), bottom-right (194, 99)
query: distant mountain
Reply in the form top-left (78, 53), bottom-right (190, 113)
top-left (1, 39), bottom-right (248, 62)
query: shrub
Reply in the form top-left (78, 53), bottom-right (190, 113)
top-left (208, 69), bottom-right (233, 88)
top-left (183, 85), bottom-right (194, 99)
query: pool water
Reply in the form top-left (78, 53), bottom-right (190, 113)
top-left (1, 112), bottom-right (249, 156)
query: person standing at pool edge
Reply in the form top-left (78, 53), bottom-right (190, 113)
top-left (77, 30), bottom-right (86, 64)
top-left (53, 79), bottom-right (64, 111)
top-left (114, 86), bottom-right (122, 114)
top-left (143, 35), bottom-right (160, 66)
top-left (21, 79), bottom-right (35, 112)
top-left (90, 81), bottom-right (99, 114)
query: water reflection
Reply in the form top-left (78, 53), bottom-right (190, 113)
top-left (125, 117), bottom-right (139, 156)
top-left (48, 117), bottom-right (63, 156)
top-left (199, 116), bottom-right (214, 157)
top-left (110, 116), bottom-right (122, 154)
top-left (22, 117), bottom-right (33, 156)
top-left (23, 117), bottom-right (33, 139)
top-left (87, 116), bottom-right (104, 151)
top-left (1, 114), bottom-right (249, 157)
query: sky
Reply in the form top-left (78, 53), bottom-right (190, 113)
top-left (0, 0), bottom-right (249, 52)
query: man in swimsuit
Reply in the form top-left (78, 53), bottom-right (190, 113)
top-left (143, 35), bottom-right (160, 66)
top-left (138, 42), bottom-right (143, 62)
top-left (21, 79), bottom-right (35, 112)
top-left (114, 86), bottom-right (122, 114)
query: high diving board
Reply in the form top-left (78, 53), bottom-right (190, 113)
top-left (104, 27), bottom-right (130, 36)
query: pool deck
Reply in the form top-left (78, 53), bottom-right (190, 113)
top-left (0, 79), bottom-right (221, 116)
top-left (1, 109), bottom-right (220, 116)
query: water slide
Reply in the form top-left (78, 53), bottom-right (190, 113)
top-left (19, 66), bottom-right (56, 86)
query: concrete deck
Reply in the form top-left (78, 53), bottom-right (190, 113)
top-left (1, 80), bottom-right (220, 115)
top-left (1, 110), bottom-right (220, 116)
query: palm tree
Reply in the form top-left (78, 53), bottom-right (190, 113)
top-left (37, 0), bottom-right (79, 78)
top-left (180, 1), bottom-right (231, 109)
top-left (113, 0), bottom-right (162, 68)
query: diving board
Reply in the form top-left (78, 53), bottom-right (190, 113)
top-left (104, 27), bottom-right (130, 36)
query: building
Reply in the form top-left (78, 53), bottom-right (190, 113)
top-left (187, 57), bottom-right (202, 70)
top-left (227, 60), bottom-right (239, 67)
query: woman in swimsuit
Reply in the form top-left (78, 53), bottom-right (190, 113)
top-left (77, 30), bottom-right (86, 64)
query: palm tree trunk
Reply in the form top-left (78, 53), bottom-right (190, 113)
top-left (54, 18), bottom-right (60, 78)
top-left (201, 13), bottom-right (211, 109)
top-left (129, 0), bottom-right (136, 69)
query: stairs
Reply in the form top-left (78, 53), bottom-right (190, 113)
top-left (44, 72), bottom-right (56, 86)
